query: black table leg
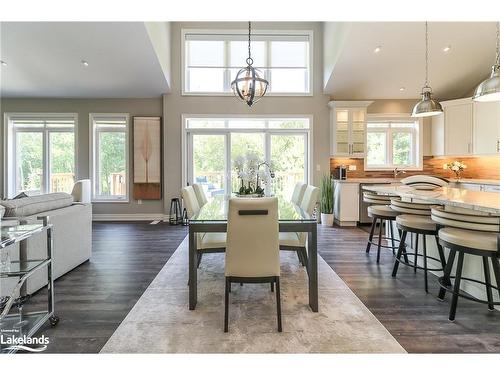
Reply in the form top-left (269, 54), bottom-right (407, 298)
top-left (189, 227), bottom-right (197, 310)
top-left (308, 224), bottom-right (318, 312)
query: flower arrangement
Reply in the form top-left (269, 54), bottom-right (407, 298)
top-left (443, 160), bottom-right (467, 181)
top-left (233, 152), bottom-right (275, 196)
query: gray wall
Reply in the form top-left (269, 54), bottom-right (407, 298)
top-left (162, 22), bottom-right (331, 212)
top-left (0, 98), bottom-right (164, 215)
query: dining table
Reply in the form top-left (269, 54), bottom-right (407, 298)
top-left (188, 195), bottom-right (319, 312)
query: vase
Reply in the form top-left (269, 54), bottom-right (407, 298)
top-left (320, 213), bottom-right (334, 227)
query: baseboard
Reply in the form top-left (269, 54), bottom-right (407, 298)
top-left (92, 213), bottom-right (169, 221)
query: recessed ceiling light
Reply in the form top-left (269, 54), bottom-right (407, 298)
top-left (81, 60), bottom-right (89, 67)
top-left (399, 87), bottom-right (406, 91)
top-left (374, 46), bottom-right (382, 53)
top-left (443, 46), bottom-right (451, 52)
top-left (0, 60), bottom-right (7, 66)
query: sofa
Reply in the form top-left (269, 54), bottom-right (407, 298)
top-left (0, 180), bottom-right (92, 295)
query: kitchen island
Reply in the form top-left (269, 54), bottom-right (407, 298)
top-left (362, 184), bottom-right (500, 310)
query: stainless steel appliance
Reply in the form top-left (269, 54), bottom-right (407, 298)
top-left (333, 166), bottom-right (347, 180)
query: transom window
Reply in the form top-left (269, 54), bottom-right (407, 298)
top-left (5, 113), bottom-right (77, 197)
top-left (182, 30), bottom-right (312, 95)
top-left (184, 117), bottom-right (310, 200)
top-left (365, 118), bottom-right (421, 170)
top-left (90, 114), bottom-right (129, 202)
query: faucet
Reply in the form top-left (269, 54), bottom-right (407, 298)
top-left (393, 168), bottom-right (406, 179)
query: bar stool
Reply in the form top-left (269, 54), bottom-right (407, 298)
top-left (364, 192), bottom-right (400, 263)
top-left (390, 198), bottom-right (447, 293)
top-left (431, 206), bottom-right (500, 321)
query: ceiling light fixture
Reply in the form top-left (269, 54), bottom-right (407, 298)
top-left (443, 46), bottom-right (451, 52)
top-left (81, 60), bottom-right (89, 67)
top-left (374, 46), bottom-right (382, 53)
top-left (412, 22), bottom-right (443, 118)
top-left (0, 60), bottom-right (7, 66)
top-left (231, 22), bottom-right (269, 107)
top-left (473, 22), bottom-right (500, 102)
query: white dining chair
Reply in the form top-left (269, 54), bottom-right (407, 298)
top-left (224, 197), bottom-right (282, 332)
top-left (192, 183), bottom-right (208, 206)
top-left (181, 186), bottom-right (226, 268)
top-left (291, 182), bottom-right (307, 206)
top-left (279, 185), bottom-right (320, 266)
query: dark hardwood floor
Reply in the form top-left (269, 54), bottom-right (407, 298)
top-left (23, 221), bottom-right (500, 353)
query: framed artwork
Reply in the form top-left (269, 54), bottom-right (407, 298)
top-left (133, 116), bottom-right (161, 199)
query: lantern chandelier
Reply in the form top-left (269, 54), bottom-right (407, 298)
top-left (231, 22), bottom-right (269, 107)
top-left (412, 21), bottom-right (443, 118)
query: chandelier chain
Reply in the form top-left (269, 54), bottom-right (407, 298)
top-left (425, 21), bottom-right (429, 88)
top-left (496, 21), bottom-right (499, 65)
top-left (247, 21), bottom-right (252, 64)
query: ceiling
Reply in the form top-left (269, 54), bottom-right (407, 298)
top-left (324, 22), bottom-right (498, 100)
top-left (0, 22), bottom-right (169, 98)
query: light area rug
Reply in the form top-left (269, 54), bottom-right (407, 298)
top-left (100, 237), bottom-right (405, 353)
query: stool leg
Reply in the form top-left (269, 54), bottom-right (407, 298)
top-left (423, 234), bottom-right (428, 293)
top-left (435, 236), bottom-right (447, 273)
top-left (377, 218), bottom-right (383, 263)
top-left (413, 234), bottom-right (419, 273)
top-left (491, 258), bottom-right (500, 300)
top-left (392, 230), bottom-right (407, 277)
top-left (389, 221), bottom-right (396, 255)
top-left (482, 257), bottom-right (494, 311)
top-left (400, 229), bottom-right (409, 264)
top-left (438, 249), bottom-right (456, 301)
top-left (366, 217), bottom-right (377, 253)
top-left (449, 251), bottom-right (464, 321)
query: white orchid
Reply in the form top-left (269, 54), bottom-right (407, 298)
top-left (444, 160), bottom-right (467, 180)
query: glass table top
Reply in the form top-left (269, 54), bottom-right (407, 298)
top-left (191, 196), bottom-right (316, 223)
top-left (0, 222), bottom-right (46, 249)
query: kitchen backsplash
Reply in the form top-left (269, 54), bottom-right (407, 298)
top-left (330, 155), bottom-right (500, 180)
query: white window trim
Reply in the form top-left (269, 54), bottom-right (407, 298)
top-left (181, 114), bottom-right (313, 198)
top-left (364, 114), bottom-right (423, 171)
top-left (181, 29), bottom-right (314, 97)
top-left (89, 113), bottom-right (130, 203)
top-left (3, 112), bottom-right (78, 198)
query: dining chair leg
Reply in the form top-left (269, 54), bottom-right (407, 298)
top-left (413, 234), bottom-right (419, 273)
top-left (482, 257), bottom-right (494, 311)
top-left (376, 219), bottom-right (383, 263)
top-left (197, 252), bottom-right (203, 268)
top-left (366, 217), bottom-right (377, 253)
top-left (438, 249), bottom-right (456, 301)
top-left (449, 251), bottom-right (464, 321)
top-left (423, 234), bottom-right (428, 293)
top-left (224, 278), bottom-right (230, 332)
top-left (275, 277), bottom-right (282, 332)
top-left (301, 248), bottom-right (308, 267)
top-left (270, 282), bottom-right (274, 292)
top-left (491, 257), bottom-right (500, 300)
top-left (392, 230), bottom-right (407, 277)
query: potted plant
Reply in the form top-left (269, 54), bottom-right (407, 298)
top-left (320, 174), bottom-right (334, 226)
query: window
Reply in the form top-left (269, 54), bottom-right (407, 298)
top-left (184, 117), bottom-right (310, 200)
top-left (5, 114), bottom-right (77, 197)
top-left (183, 30), bottom-right (312, 95)
top-left (365, 118), bottom-right (421, 170)
top-left (90, 114), bottom-right (129, 201)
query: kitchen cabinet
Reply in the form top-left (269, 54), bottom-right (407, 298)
top-left (333, 181), bottom-right (359, 226)
top-left (473, 101), bottom-right (500, 155)
top-left (329, 101), bottom-right (373, 157)
top-left (444, 98), bottom-right (474, 155)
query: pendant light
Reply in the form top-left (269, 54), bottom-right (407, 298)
top-left (412, 22), bottom-right (443, 117)
top-left (473, 22), bottom-right (500, 102)
top-left (231, 22), bottom-right (269, 107)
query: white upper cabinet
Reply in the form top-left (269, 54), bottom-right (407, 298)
top-left (329, 101), bottom-right (372, 157)
top-left (473, 101), bottom-right (500, 155)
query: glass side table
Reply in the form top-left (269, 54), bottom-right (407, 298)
top-left (0, 216), bottom-right (59, 353)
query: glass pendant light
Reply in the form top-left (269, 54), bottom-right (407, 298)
top-left (231, 22), bottom-right (269, 107)
top-left (473, 22), bottom-right (500, 102)
top-left (412, 22), bottom-right (443, 117)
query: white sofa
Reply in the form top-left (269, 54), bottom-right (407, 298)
top-left (0, 180), bottom-right (92, 295)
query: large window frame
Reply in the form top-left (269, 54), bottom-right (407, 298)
top-left (182, 115), bottom-right (312, 198)
top-left (4, 112), bottom-right (78, 198)
top-left (364, 115), bottom-right (423, 171)
top-left (181, 29), bottom-right (313, 96)
top-left (89, 113), bottom-right (130, 203)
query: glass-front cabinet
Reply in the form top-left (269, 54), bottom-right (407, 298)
top-left (329, 101), bottom-right (372, 157)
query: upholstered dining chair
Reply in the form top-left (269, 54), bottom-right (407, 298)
top-left (192, 183), bottom-right (208, 207)
top-left (181, 186), bottom-right (226, 268)
top-left (224, 197), bottom-right (282, 332)
top-left (279, 185), bottom-right (320, 267)
top-left (291, 182), bottom-right (307, 206)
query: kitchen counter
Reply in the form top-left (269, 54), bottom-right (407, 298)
top-left (362, 185), bottom-right (500, 214)
top-left (454, 178), bottom-right (500, 186)
top-left (333, 178), bottom-right (401, 183)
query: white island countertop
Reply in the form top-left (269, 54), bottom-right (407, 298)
top-left (362, 185), bottom-right (500, 215)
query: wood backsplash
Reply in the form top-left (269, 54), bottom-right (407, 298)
top-left (330, 155), bottom-right (500, 180)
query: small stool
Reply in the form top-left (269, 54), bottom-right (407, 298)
top-left (169, 198), bottom-right (182, 225)
top-left (432, 206), bottom-right (500, 321)
top-left (364, 192), bottom-right (400, 263)
top-left (390, 198), bottom-right (447, 293)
